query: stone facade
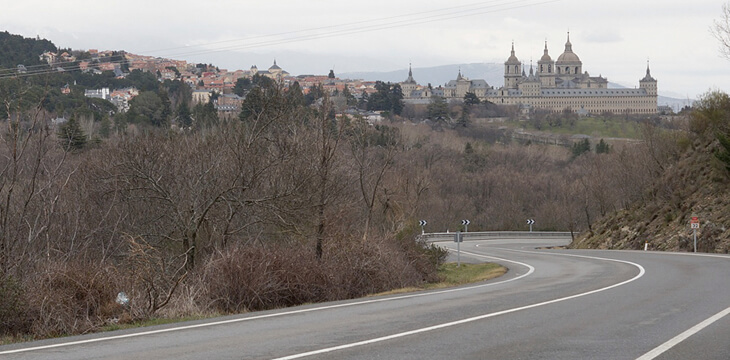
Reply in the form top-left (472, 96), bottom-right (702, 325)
top-left (402, 33), bottom-right (658, 115)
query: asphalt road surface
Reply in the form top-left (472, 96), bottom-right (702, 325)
top-left (2, 236), bottom-right (728, 359)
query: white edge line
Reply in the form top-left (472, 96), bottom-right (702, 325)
top-left (636, 305), bottom-right (730, 360)
top-left (271, 249), bottom-right (646, 360)
top-left (0, 254), bottom-right (533, 355)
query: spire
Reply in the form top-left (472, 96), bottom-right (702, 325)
top-left (529, 60), bottom-right (534, 76)
top-left (506, 41), bottom-right (520, 63)
top-left (641, 58), bottom-right (656, 82)
top-left (646, 59), bottom-right (651, 76)
top-left (564, 31), bottom-right (573, 52)
top-left (404, 63), bottom-right (416, 83)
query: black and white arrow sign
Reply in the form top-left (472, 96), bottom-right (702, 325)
top-left (419, 220), bottom-right (427, 227)
top-left (526, 219), bottom-right (535, 225)
top-left (461, 219), bottom-right (471, 226)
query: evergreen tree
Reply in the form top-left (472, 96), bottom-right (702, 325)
top-left (57, 117), bottom-right (87, 151)
top-left (427, 96), bottom-right (449, 121)
top-left (390, 84), bottom-right (404, 115)
top-left (286, 81), bottom-right (304, 108)
top-left (357, 91), bottom-right (369, 110)
top-left (366, 81), bottom-right (404, 115)
top-left (233, 77), bottom-right (252, 97)
top-left (176, 101), bottom-right (193, 128)
top-left (571, 138), bottom-right (591, 158)
top-left (194, 100), bottom-right (219, 128)
top-left (457, 106), bottom-right (470, 127)
top-left (596, 138), bottom-right (611, 154)
top-left (464, 92), bottom-right (480, 106)
top-left (99, 115), bottom-right (112, 138)
top-left (342, 85), bottom-right (356, 106)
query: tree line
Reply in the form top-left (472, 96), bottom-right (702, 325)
top-left (2, 32), bottom-right (728, 340)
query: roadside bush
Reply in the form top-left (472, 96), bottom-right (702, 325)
top-left (0, 274), bottom-right (31, 336)
top-left (201, 245), bottom-right (326, 313)
top-left (26, 260), bottom-right (122, 337)
top-left (200, 236), bottom-right (440, 315)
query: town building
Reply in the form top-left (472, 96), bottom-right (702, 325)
top-left (403, 33), bottom-right (658, 115)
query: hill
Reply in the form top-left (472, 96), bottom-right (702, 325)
top-left (0, 31), bottom-right (56, 69)
top-left (572, 95), bottom-right (730, 253)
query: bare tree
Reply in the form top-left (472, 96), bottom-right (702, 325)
top-left (349, 120), bottom-right (399, 242)
top-left (712, 2), bottom-right (730, 60)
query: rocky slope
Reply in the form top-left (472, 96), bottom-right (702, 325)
top-left (572, 135), bottom-right (730, 253)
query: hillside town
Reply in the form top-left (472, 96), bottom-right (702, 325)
top-left (39, 33), bottom-right (660, 122)
top-left (38, 49), bottom-right (384, 118)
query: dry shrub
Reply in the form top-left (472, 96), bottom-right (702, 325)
top-left (0, 274), bottom-right (32, 336)
top-left (201, 235), bottom-right (439, 314)
top-left (121, 236), bottom-right (188, 320)
top-left (25, 260), bottom-right (123, 337)
top-left (201, 245), bottom-right (323, 313)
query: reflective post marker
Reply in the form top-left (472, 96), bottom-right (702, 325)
top-left (691, 216), bottom-right (699, 253)
top-left (454, 231), bottom-right (462, 267)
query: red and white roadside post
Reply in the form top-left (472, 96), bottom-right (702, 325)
top-left (690, 216), bottom-right (700, 252)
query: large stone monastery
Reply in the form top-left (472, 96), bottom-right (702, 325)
top-left (401, 33), bottom-right (658, 115)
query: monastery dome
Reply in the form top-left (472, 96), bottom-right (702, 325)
top-left (556, 33), bottom-right (581, 64)
top-left (557, 51), bottom-right (580, 63)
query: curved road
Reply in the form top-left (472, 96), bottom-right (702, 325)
top-left (1, 236), bottom-right (728, 359)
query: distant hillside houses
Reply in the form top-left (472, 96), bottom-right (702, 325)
top-left (401, 33), bottom-right (658, 115)
top-left (84, 87), bottom-right (138, 113)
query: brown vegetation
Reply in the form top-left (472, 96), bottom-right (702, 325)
top-left (574, 91), bottom-right (730, 252)
top-left (2, 81), bottom-right (728, 341)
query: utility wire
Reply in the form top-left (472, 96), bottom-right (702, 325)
top-left (0, 0), bottom-right (560, 80)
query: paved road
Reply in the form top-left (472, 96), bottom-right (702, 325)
top-left (2, 236), bottom-right (728, 359)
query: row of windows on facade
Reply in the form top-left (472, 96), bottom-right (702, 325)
top-left (506, 65), bottom-right (581, 75)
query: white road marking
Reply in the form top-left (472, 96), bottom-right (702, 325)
top-left (272, 249), bottom-right (646, 360)
top-left (636, 305), bottom-right (730, 360)
top-left (0, 255), bottom-right (533, 355)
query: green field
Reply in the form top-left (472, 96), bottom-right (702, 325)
top-left (508, 116), bottom-right (642, 139)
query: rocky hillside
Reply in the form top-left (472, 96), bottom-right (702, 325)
top-left (572, 98), bottom-right (730, 253)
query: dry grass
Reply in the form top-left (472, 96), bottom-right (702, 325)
top-left (373, 262), bottom-right (506, 296)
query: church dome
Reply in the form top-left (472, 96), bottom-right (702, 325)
top-left (557, 51), bottom-right (580, 62)
top-left (556, 33), bottom-right (581, 64)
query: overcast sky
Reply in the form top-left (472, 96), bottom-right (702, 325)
top-left (3, 0), bottom-right (729, 99)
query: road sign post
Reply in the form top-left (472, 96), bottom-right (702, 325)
top-left (454, 231), bottom-right (463, 267)
top-left (527, 219), bottom-right (535, 232)
top-left (461, 219), bottom-right (470, 233)
top-left (691, 216), bottom-right (699, 252)
top-left (419, 220), bottom-right (427, 235)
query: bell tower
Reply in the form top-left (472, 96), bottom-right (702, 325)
top-left (504, 42), bottom-right (522, 89)
top-left (537, 41), bottom-right (555, 88)
top-left (639, 60), bottom-right (657, 96)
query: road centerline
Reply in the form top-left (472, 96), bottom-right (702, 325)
top-left (0, 254), bottom-right (533, 355)
top-left (271, 248), bottom-right (646, 360)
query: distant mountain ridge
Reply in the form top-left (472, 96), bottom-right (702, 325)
top-left (340, 63), bottom-right (691, 111)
